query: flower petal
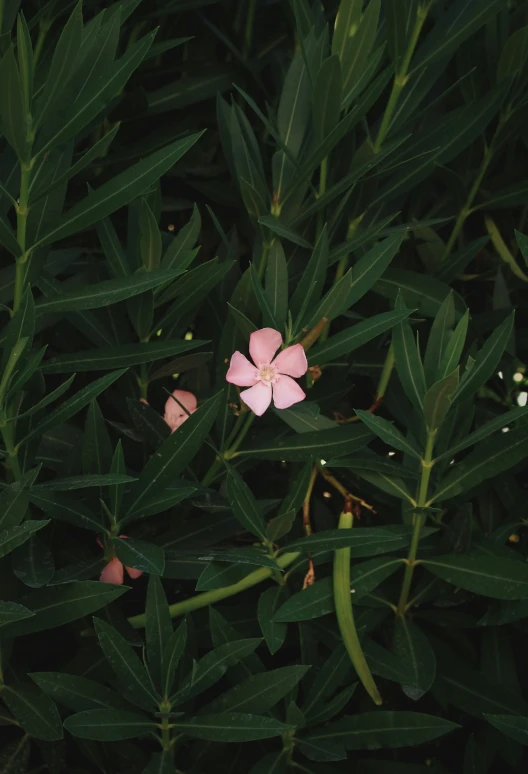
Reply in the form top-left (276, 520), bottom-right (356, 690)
top-left (125, 566), bottom-right (143, 579)
top-left (226, 351), bottom-right (259, 387)
top-left (249, 328), bottom-right (282, 366)
top-left (272, 375), bottom-right (306, 410)
top-left (163, 389), bottom-right (197, 432)
top-left (272, 344), bottom-right (308, 378)
top-left (240, 382), bottom-right (273, 416)
top-left (100, 557), bottom-right (124, 585)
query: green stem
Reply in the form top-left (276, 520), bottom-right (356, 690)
top-left (201, 410), bottom-right (255, 486)
top-left (128, 552), bottom-right (300, 629)
top-left (315, 156), bottom-right (328, 240)
top-left (242, 0), bottom-right (257, 59)
top-left (334, 509), bottom-right (382, 705)
top-left (440, 144), bottom-right (495, 263)
top-left (373, 2), bottom-right (430, 153)
top-left (224, 411), bottom-right (255, 458)
top-left (396, 430), bottom-right (435, 615)
top-left (258, 240), bottom-right (273, 281)
top-left (13, 164), bottom-right (31, 313)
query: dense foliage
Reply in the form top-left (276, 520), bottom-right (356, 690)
top-left (2, 0), bottom-right (528, 772)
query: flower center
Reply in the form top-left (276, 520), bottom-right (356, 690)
top-left (257, 363), bottom-right (279, 385)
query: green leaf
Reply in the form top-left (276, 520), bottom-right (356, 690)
top-left (226, 466), bottom-right (268, 540)
top-left (0, 46), bottom-right (28, 161)
top-left (0, 600), bottom-right (35, 628)
top-left (423, 368), bottom-right (459, 432)
top-left (162, 203), bottom-right (201, 272)
top-left (0, 735), bottom-right (31, 773)
top-left (35, 1), bottom-right (83, 127)
top-left (0, 581), bottom-right (127, 638)
top-left (431, 420), bottom-right (528, 502)
top-left (375, 268), bottom-right (466, 318)
top-left (0, 470), bottom-right (37, 529)
top-left (436, 406), bottom-right (528, 462)
top-left (435, 236), bottom-right (489, 284)
top-left (161, 620), bottom-right (187, 699)
top-left (149, 351), bottom-right (212, 382)
top-left (144, 575), bottom-right (173, 687)
top-left (115, 538), bottom-right (165, 575)
top-left (173, 712), bottom-right (292, 742)
top-left (308, 309), bottom-right (411, 366)
top-left (140, 198), bottom-right (162, 271)
top-left (282, 528), bottom-right (403, 556)
top-left (142, 751), bottom-right (176, 774)
top-left (332, 0), bottom-right (362, 62)
top-left (19, 370), bottom-right (125, 446)
top-left (12, 533), bottom-right (55, 588)
top-left (96, 213), bottom-right (129, 278)
top-left (484, 715), bottom-right (528, 745)
top-left (2, 684), bottom-right (63, 741)
top-left (250, 263), bottom-right (279, 330)
top-left (205, 665), bottom-right (310, 715)
top-left (393, 298), bottom-right (426, 410)
top-left (34, 133), bottom-right (203, 249)
top-left (274, 557), bottom-right (401, 622)
top-left (258, 216), bottom-right (312, 249)
top-left (32, 474), bottom-right (135, 492)
top-left (437, 310), bottom-right (469, 379)
top-left (172, 639), bottom-right (262, 704)
top-left (313, 55), bottom-right (342, 142)
top-left (411, 0), bottom-right (505, 73)
top-left (94, 618), bottom-right (159, 711)
top-left (354, 410), bottom-right (421, 460)
top-left (43, 339), bottom-right (207, 374)
top-left (64, 709), bottom-right (156, 741)
top-left (296, 737), bottom-right (346, 762)
top-left (265, 241), bottom-right (289, 329)
top-left (258, 586), bottom-right (287, 655)
top-left (304, 268), bottom-right (353, 330)
top-left (339, 0), bottom-right (380, 101)
top-left (354, 469), bottom-right (415, 503)
top-left (303, 645), bottom-right (353, 719)
top-left (308, 711), bottom-right (458, 749)
top-left (238, 423), bottom-right (373, 461)
top-left (82, 399), bottom-right (112, 481)
top-left (423, 554), bottom-right (528, 600)
top-left (36, 270), bottom-right (184, 316)
top-left (28, 490), bottom-right (103, 532)
top-left (384, 0), bottom-right (417, 66)
top-left (30, 672), bottom-right (128, 712)
top-left (126, 392), bottom-right (222, 517)
top-left (393, 618), bottom-right (436, 700)
top-left (0, 211), bottom-right (21, 257)
top-left (453, 313), bottom-right (514, 404)
top-left (423, 292), bottom-right (456, 385)
top-left (0, 519), bottom-right (49, 559)
top-left (291, 226), bottom-right (329, 328)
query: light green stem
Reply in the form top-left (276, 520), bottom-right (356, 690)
top-left (373, 3), bottom-right (430, 153)
top-left (315, 156), bottom-right (328, 240)
top-left (396, 430), bottom-right (435, 615)
top-left (376, 344), bottom-right (395, 400)
top-left (34, 20), bottom-right (51, 67)
top-left (334, 509), bottom-right (382, 705)
top-left (128, 552), bottom-right (300, 629)
top-left (13, 164), bottom-right (31, 313)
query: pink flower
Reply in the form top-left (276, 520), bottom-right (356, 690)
top-left (98, 536), bottom-right (143, 585)
top-left (226, 328), bottom-right (308, 416)
top-left (163, 389), bottom-right (197, 432)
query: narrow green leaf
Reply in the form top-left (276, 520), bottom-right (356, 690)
top-left (484, 715), bottom-right (528, 745)
top-left (258, 216), bottom-right (312, 249)
top-left (30, 672), bottom-right (128, 712)
top-left (34, 133), bottom-right (203, 249)
top-left (423, 292), bottom-right (456, 385)
top-left (393, 618), bottom-right (436, 700)
top-left (250, 263), bottom-right (279, 330)
top-left (423, 554), bottom-right (528, 600)
top-left (0, 581), bottom-right (127, 638)
top-left (313, 55), bottom-right (342, 142)
top-left (226, 466), bottom-right (268, 540)
top-left (64, 709), bottom-right (155, 741)
top-left (0, 520), bottom-right (49, 560)
top-left (340, 0), bottom-right (380, 100)
top-left (2, 684), bottom-right (63, 741)
top-left (291, 226), bottom-right (329, 327)
top-left (304, 268), bottom-right (353, 330)
top-left (115, 538), bottom-right (165, 575)
top-left (19, 370), bottom-right (126, 446)
top-left (436, 406), bottom-right (528, 462)
top-left (309, 711), bottom-right (458, 749)
top-left (393, 298), bottom-right (426, 410)
top-left (238, 424), bottom-right (373, 460)
top-left (12, 533), bottom-right (55, 588)
top-left (96, 212), bottom-right (129, 278)
top-left (423, 368), bottom-right (459, 432)
top-left (0, 211), bottom-right (21, 257)
top-left (265, 241), bottom-right (288, 328)
top-left (174, 712), bottom-right (292, 742)
top-left (0, 600), bottom-right (35, 628)
top-left (144, 575), bottom-right (173, 687)
top-left (437, 310), bottom-right (469, 379)
top-left (161, 620), bottom-right (187, 699)
top-left (94, 618), bottom-right (159, 711)
top-left (205, 666), bottom-right (309, 715)
top-left (0, 46), bottom-right (28, 161)
top-left (140, 198), bottom-right (162, 271)
top-left (126, 392), bottom-right (222, 516)
top-left (258, 586), bottom-right (287, 655)
top-left (354, 410), bottom-right (421, 459)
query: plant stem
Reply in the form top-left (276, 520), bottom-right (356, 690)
top-left (334, 508), bottom-right (382, 705)
top-left (376, 344), bottom-right (395, 401)
top-left (315, 156), bottom-right (328, 240)
top-left (440, 144), bottom-right (494, 263)
top-left (33, 19), bottom-right (51, 67)
top-left (258, 239), bottom-right (273, 281)
top-left (224, 411), bottom-right (255, 458)
top-left (396, 430), bottom-right (435, 615)
top-left (373, 3), bottom-right (430, 153)
top-left (128, 552), bottom-right (300, 628)
top-left (13, 164), bottom-right (31, 313)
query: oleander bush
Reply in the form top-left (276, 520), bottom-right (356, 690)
top-left (2, 0), bottom-right (528, 772)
